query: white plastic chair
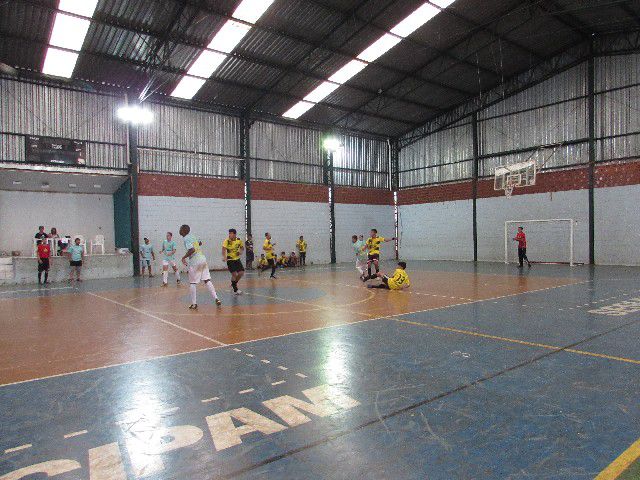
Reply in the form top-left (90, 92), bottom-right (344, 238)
top-left (90, 235), bottom-right (105, 255)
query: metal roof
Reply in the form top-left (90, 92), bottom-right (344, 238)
top-left (1, 0), bottom-right (638, 138)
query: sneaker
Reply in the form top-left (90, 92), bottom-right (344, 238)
top-left (189, 304), bottom-right (198, 310)
top-left (215, 298), bottom-right (222, 306)
top-left (176, 279), bottom-right (181, 284)
top-left (234, 290), bottom-right (243, 295)
top-left (528, 262), bottom-right (532, 268)
top-left (161, 282), bottom-right (168, 287)
top-left (270, 275), bottom-right (277, 279)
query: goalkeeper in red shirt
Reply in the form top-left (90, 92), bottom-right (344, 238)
top-left (513, 226), bottom-right (531, 268)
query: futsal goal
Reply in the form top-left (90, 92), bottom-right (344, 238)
top-left (504, 219), bottom-right (576, 266)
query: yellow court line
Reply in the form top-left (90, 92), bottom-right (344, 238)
top-left (595, 437), bottom-right (640, 480)
top-left (393, 319), bottom-right (640, 366)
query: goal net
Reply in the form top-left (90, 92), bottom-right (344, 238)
top-left (504, 219), bottom-right (575, 266)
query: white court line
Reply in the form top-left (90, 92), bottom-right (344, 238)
top-left (239, 388), bottom-right (254, 394)
top-left (87, 292), bottom-right (227, 347)
top-left (0, 286), bottom-right (73, 295)
top-left (201, 396), bottom-right (219, 403)
top-left (277, 366), bottom-right (288, 371)
top-left (0, 279), bottom-right (590, 389)
top-left (261, 359), bottom-right (271, 364)
top-left (271, 380), bottom-right (286, 386)
top-left (4, 444), bottom-right (32, 454)
top-left (296, 373), bottom-right (307, 378)
top-left (63, 430), bottom-right (87, 439)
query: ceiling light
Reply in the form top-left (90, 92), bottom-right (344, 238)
top-left (357, 34), bottom-right (402, 63)
top-left (117, 105), bottom-right (153, 124)
top-left (391, 3), bottom-right (439, 37)
top-left (12, 181), bottom-right (22, 185)
top-left (170, 76), bottom-right (207, 100)
top-left (42, 47), bottom-right (79, 78)
top-left (171, 0), bottom-right (275, 100)
top-left (232, 0), bottom-right (275, 23)
top-left (93, 184), bottom-right (101, 189)
top-left (186, 50), bottom-right (226, 78)
top-left (281, 1), bottom-right (451, 119)
top-left (328, 60), bottom-right (367, 84)
top-left (323, 138), bottom-right (342, 152)
top-left (69, 183), bottom-right (77, 188)
top-left (304, 82), bottom-right (340, 103)
top-left (282, 101), bottom-right (315, 119)
top-left (59, 0), bottom-right (99, 17)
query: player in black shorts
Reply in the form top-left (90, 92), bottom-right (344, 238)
top-left (222, 229), bottom-right (245, 295)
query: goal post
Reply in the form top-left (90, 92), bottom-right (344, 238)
top-left (504, 219), bottom-right (575, 266)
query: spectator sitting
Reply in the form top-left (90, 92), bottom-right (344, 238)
top-left (288, 252), bottom-right (298, 267)
top-left (49, 228), bottom-right (61, 254)
top-left (277, 251), bottom-right (288, 267)
top-left (258, 254), bottom-right (268, 269)
top-left (35, 226), bottom-right (47, 240)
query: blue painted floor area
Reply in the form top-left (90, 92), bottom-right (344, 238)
top-left (1, 262), bottom-right (639, 478)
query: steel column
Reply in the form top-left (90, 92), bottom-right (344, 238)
top-left (587, 42), bottom-right (596, 265)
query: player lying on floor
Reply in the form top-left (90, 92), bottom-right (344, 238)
top-left (367, 262), bottom-right (411, 290)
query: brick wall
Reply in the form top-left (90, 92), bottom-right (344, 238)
top-left (138, 173), bottom-right (244, 199)
top-left (595, 160), bottom-right (640, 188)
top-left (251, 181), bottom-right (328, 202)
top-left (334, 186), bottom-right (393, 205)
top-left (398, 181), bottom-right (473, 205)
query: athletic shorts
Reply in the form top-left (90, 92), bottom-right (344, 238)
top-left (246, 251), bottom-right (255, 262)
top-left (162, 259), bottom-right (177, 267)
top-left (141, 259), bottom-right (151, 266)
top-left (188, 261), bottom-right (211, 283)
top-left (368, 254), bottom-right (380, 262)
top-left (38, 258), bottom-right (50, 271)
top-left (70, 260), bottom-right (82, 267)
top-left (227, 259), bottom-right (245, 273)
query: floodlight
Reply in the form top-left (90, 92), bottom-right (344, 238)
top-left (323, 138), bottom-right (342, 152)
top-left (117, 105), bottom-right (154, 125)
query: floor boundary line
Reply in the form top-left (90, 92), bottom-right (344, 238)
top-left (0, 278), bottom-right (590, 389)
top-left (595, 436), bottom-right (640, 479)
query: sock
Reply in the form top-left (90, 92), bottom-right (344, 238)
top-left (163, 271), bottom-right (168, 283)
top-left (271, 264), bottom-right (276, 276)
top-left (231, 280), bottom-right (238, 292)
top-left (367, 264), bottom-right (372, 277)
top-left (205, 280), bottom-right (217, 299)
top-left (175, 269), bottom-right (180, 281)
top-left (44, 272), bottom-right (48, 283)
top-left (190, 284), bottom-right (197, 304)
top-left (38, 272), bottom-right (42, 283)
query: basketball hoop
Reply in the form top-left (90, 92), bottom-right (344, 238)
top-left (494, 160), bottom-right (537, 198)
top-left (504, 183), bottom-right (515, 198)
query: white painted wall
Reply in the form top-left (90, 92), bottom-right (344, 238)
top-left (0, 190), bottom-right (115, 256)
top-left (138, 196), bottom-right (245, 270)
top-left (335, 203), bottom-right (395, 263)
top-left (398, 200), bottom-right (474, 261)
top-left (252, 200), bottom-right (330, 264)
top-left (595, 184), bottom-right (640, 266)
top-left (477, 190), bottom-right (589, 263)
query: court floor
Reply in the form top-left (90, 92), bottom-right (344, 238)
top-left (0, 261), bottom-right (639, 479)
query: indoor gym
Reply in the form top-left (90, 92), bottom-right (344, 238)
top-left (0, 1), bottom-right (639, 479)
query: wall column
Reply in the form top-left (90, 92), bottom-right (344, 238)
top-left (587, 43), bottom-right (596, 265)
top-left (126, 107), bottom-right (140, 276)
top-left (240, 116), bottom-right (252, 237)
top-left (472, 112), bottom-right (479, 262)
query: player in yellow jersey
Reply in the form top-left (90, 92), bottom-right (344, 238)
top-left (222, 228), bottom-right (245, 295)
top-left (262, 232), bottom-right (277, 278)
top-left (258, 254), bottom-right (268, 269)
top-left (367, 262), bottom-right (410, 290)
top-left (296, 235), bottom-right (307, 266)
top-left (364, 228), bottom-right (396, 281)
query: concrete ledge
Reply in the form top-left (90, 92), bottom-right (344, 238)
top-left (1, 254), bottom-right (133, 285)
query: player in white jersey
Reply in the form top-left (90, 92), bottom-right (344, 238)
top-left (160, 232), bottom-right (181, 286)
top-left (352, 235), bottom-right (368, 281)
top-left (179, 224), bottom-right (221, 309)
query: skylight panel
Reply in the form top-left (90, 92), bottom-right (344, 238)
top-left (281, 1), bottom-right (457, 119)
top-left (233, 0), bottom-right (276, 23)
top-left (171, 76), bottom-right (207, 100)
top-left (187, 50), bottom-right (227, 79)
top-left (42, 0), bottom-right (98, 78)
top-left (208, 21), bottom-right (251, 54)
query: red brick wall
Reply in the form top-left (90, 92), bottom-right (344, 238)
top-left (596, 160), bottom-right (640, 188)
top-left (138, 173), bottom-right (244, 199)
top-left (251, 181), bottom-right (328, 203)
top-left (398, 181), bottom-right (473, 205)
top-left (334, 186), bottom-right (393, 205)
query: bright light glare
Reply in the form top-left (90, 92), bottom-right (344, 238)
top-left (117, 105), bottom-right (154, 125)
top-left (232, 0), bottom-right (276, 23)
top-left (357, 34), bottom-right (402, 62)
top-left (170, 76), bottom-right (207, 99)
top-left (391, 3), bottom-right (439, 37)
top-left (304, 81), bottom-right (340, 103)
top-left (328, 60), bottom-right (367, 84)
top-left (49, 13), bottom-right (91, 50)
top-left (59, 0), bottom-right (99, 17)
top-left (186, 50), bottom-right (226, 78)
top-left (430, 0), bottom-right (456, 8)
top-left (208, 20), bottom-right (251, 54)
top-left (42, 48), bottom-right (79, 77)
top-left (282, 101), bottom-right (314, 119)
top-left (323, 138), bottom-right (342, 152)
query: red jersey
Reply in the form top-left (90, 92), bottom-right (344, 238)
top-left (37, 244), bottom-right (51, 259)
top-left (515, 232), bottom-right (526, 248)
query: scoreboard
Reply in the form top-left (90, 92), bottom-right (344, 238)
top-left (25, 136), bottom-right (86, 166)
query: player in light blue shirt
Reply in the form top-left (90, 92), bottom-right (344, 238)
top-left (140, 238), bottom-right (155, 277)
top-left (352, 235), bottom-right (368, 281)
top-left (179, 224), bottom-right (220, 309)
top-left (66, 237), bottom-right (85, 282)
top-left (160, 232), bottom-right (180, 286)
